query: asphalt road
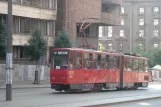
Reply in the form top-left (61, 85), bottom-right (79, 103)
top-left (102, 98), bottom-right (161, 107)
top-left (0, 84), bottom-right (161, 107)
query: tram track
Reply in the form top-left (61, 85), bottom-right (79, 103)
top-left (0, 86), bottom-right (161, 107)
top-left (20, 93), bottom-right (161, 107)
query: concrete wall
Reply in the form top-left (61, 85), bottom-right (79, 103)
top-left (0, 1), bottom-right (57, 20)
top-left (13, 34), bottom-right (54, 47)
top-left (0, 64), bottom-right (50, 82)
top-left (152, 70), bottom-right (161, 81)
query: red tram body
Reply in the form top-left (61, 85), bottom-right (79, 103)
top-left (50, 48), bottom-right (151, 92)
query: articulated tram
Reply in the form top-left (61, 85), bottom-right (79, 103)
top-left (50, 48), bottom-right (151, 92)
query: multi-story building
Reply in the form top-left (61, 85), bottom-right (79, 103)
top-left (99, 0), bottom-right (161, 53)
top-left (56, 0), bottom-right (122, 49)
top-left (0, 0), bottom-right (57, 63)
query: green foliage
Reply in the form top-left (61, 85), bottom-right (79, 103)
top-left (134, 46), bottom-right (161, 68)
top-left (54, 31), bottom-right (72, 48)
top-left (25, 29), bottom-right (47, 62)
top-left (0, 22), bottom-right (7, 57)
top-left (99, 43), bottom-right (105, 51)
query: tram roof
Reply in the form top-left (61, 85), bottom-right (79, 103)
top-left (52, 48), bottom-right (149, 60)
top-left (52, 48), bottom-right (120, 55)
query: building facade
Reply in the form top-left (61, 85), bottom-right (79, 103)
top-left (56, 0), bottom-right (122, 49)
top-left (0, 0), bottom-right (57, 63)
top-left (99, 0), bottom-right (161, 53)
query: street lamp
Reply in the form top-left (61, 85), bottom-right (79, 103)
top-left (6, 0), bottom-right (13, 101)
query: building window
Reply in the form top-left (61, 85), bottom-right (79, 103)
top-left (154, 7), bottom-right (159, 13)
top-left (108, 26), bottom-right (112, 37)
top-left (139, 43), bottom-right (143, 48)
top-left (13, 46), bottom-right (26, 59)
top-left (139, 30), bottom-right (144, 37)
top-left (120, 30), bottom-right (124, 37)
top-left (139, 8), bottom-right (144, 14)
top-left (154, 44), bottom-right (159, 48)
top-left (0, 15), bottom-right (7, 23)
top-left (154, 19), bottom-right (159, 25)
top-left (12, 17), bottom-right (55, 36)
top-left (99, 26), bottom-right (103, 37)
top-left (121, 19), bottom-right (124, 25)
top-left (139, 19), bottom-right (144, 25)
top-left (76, 24), bottom-right (90, 37)
top-left (154, 30), bottom-right (159, 37)
top-left (108, 43), bottom-right (112, 50)
top-left (121, 7), bottom-right (124, 13)
top-left (13, 0), bottom-right (57, 10)
top-left (119, 43), bottom-right (123, 50)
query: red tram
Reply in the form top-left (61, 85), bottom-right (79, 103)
top-left (50, 48), bottom-right (151, 92)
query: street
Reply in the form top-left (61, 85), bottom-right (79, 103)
top-left (102, 98), bottom-right (161, 107)
top-left (0, 84), bottom-right (161, 107)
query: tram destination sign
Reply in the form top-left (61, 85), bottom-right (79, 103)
top-left (53, 51), bottom-right (69, 55)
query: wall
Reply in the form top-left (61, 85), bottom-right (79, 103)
top-left (0, 64), bottom-right (50, 85)
top-left (0, 1), bottom-right (57, 20)
top-left (152, 70), bottom-right (161, 81)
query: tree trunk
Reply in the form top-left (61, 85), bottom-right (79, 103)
top-left (34, 61), bottom-right (39, 84)
top-left (38, 56), bottom-right (43, 84)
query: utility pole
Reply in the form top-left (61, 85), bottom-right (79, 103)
top-left (6, 0), bottom-right (13, 101)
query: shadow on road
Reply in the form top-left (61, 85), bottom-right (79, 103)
top-left (51, 88), bottom-right (148, 95)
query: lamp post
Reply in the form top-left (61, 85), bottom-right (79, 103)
top-left (6, 0), bottom-right (13, 101)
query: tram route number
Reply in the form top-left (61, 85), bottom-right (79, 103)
top-left (53, 51), bottom-right (68, 55)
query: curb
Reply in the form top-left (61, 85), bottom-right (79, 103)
top-left (82, 96), bottom-right (161, 107)
top-left (0, 86), bottom-right (50, 89)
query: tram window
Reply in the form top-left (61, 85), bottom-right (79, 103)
top-left (116, 56), bottom-right (120, 68)
top-left (69, 51), bottom-right (74, 69)
top-left (94, 54), bottom-right (101, 70)
top-left (127, 59), bottom-right (133, 72)
top-left (113, 57), bottom-right (118, 69)
top-left (139, 60), bottom-right (144, 72)
top-left (105, 55), bottom-right (109, 69)
top-left (109, 56), bottom-right (113, 70)
top-left (133, 59), bottom-right (139, 72)
top-left (124, 58), bottom-right (127, 72)
top-left (52, 50), bottom-right (69, 69)
top-left (102, 55), bottom-right (106, 69)
top-left (145, 60), bottom-right (149, 72)
top-left (109, 56), bottom-right (117, 70)
top-left (84, 53), bottom-right (92, 69)
top-left (75, 52), bottom-right (82, 69)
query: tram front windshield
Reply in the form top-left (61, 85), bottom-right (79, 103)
top-left (52, 50), bottom-right (69, 69)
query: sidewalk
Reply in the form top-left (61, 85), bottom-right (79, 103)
top-left (0, 80), bottom-right (50, 89)
top-left (83, 94), bottom-right (161, 107)
top-left (149, 81), bottom-right (161, 84)
top-left (0, 81), bottom-right (160, 89)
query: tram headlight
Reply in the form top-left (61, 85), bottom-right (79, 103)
top-left (52, 77), bottom-right (55, 80)
top-left (62, 77), bottom-right (66, 80)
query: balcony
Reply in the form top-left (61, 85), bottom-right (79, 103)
top-left (101, 12), bottom-right (120, 26)
top-left (102, 0), bottom-right (122, 5)
top-left (0, 0), bottom-right (57, 20)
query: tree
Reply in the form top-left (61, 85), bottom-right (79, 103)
top-left (0, 22), bottom-right (7, 57)
top-left (134, 46), bottom-right (161, 68)
top-left (25, 28), bottom-right (47, 84)
top-left (149, 49), bottom-right (161, 67)
top-left (54, 31), bottom-right (72, 48)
